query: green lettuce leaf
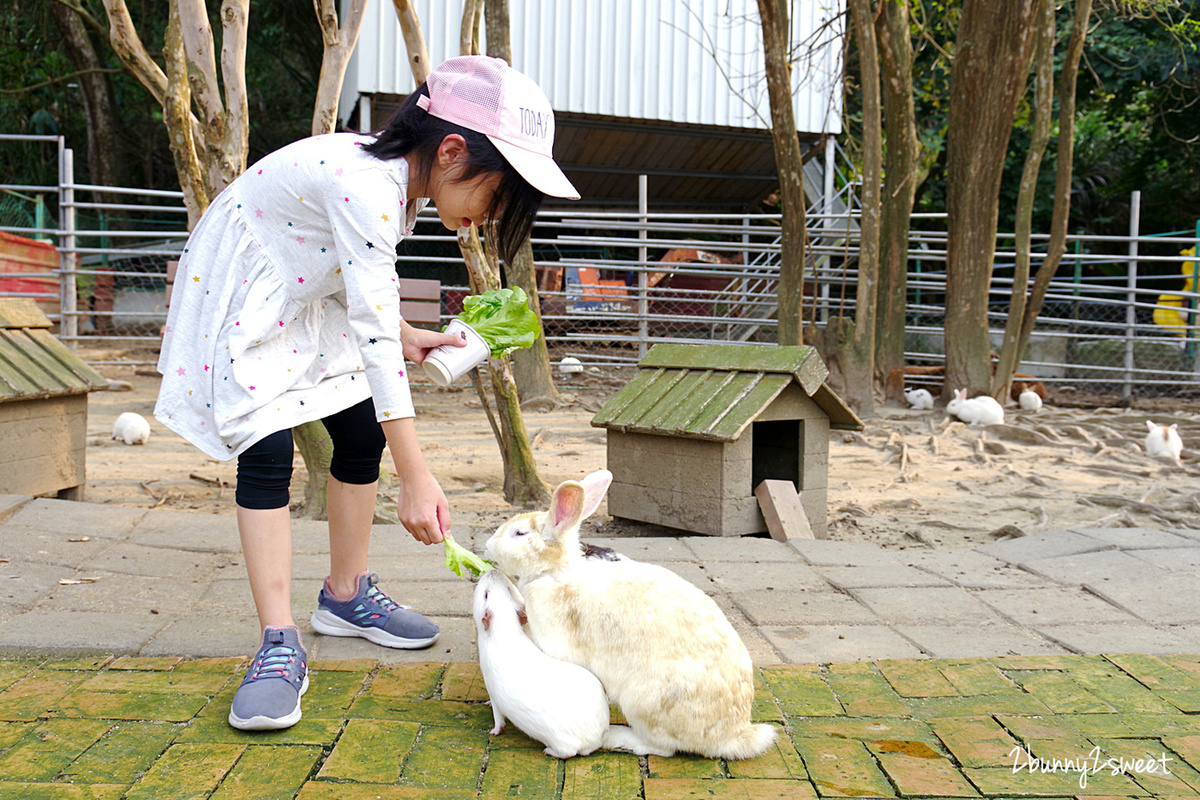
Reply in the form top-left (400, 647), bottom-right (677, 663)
top-left (456, 287), bottom-right (540, 358)
top-left (442, 533), bottom-right (494, 579)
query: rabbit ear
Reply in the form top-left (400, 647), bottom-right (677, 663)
top-left (1170, 424), bottom-right (1179, 431)
top-left (578, 470), bottom-right (613, 521)
top-left (1147, 420), bottom-right (1158, 433)
top-left (543, 480), bottom-right (586, 544)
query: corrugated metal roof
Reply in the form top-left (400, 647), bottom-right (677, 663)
top-left (0, 300), bottom-right (109, 402)
top-left (592, 343), bottom-right (863, 440)
top-left (344, 0), bottom-right (843, 135)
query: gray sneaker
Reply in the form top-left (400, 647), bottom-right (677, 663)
top-left (310, 571), bottom-right (440, 649)
top-left (228, 626), bottom-right (309, 731)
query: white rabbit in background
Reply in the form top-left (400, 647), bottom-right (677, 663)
top-left (1018, 389), bottom-right (1043, 412)
top-left (904, 387), bottom-right (934, 410)
top-left (111, 412), bottom-right (151, 445)
top-left (1144, 420), bottom-right (1183, 463)
top-left (485, 470), bottom-right (776, 760)
top-left (558, 356), bottom-right (584, 374)
top-left (945, 388), bottom-right (1005, 426)
top-left (473, 570), bottom-right (618, 759)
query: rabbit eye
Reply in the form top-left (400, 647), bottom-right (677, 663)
top-left (514, 530), bottom-right (528, 537)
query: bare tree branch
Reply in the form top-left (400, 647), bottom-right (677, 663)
top-left (312, 0), bottom-right (367, 135)
top-left (0, 67), bottom-right (121, 95)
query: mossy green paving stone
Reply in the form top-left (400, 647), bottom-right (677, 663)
top-left (1105, 653), bottom-right (1200, 691)
top-left (0, 671), bottom-right (90, 720)
top-left (939, 661), bottom-right (1018, 696)
top-left (174, 656), bottom-right (248, 674)
top-left (1006, 671), bottom-right (1117, 714)
top-left (1157, 688), bottom-right (1200, 713)
top-left (56, 690), bottom-right (211, 721)
top-left (78, 668), bottom-right (233, 695)
top-left (442, 661), bottom-right (489, 702)
top-left (0, 660), bottom-right (36, 691)
top-left (176, 712), bottom-right (344, 746)
top-left (478, 746), bottom-right (561, 798)
top-left (647, 752), bottom-right (725, 779)
top-left (0, 718), bottom-right (29, 750)
top-left (760, 665), bottom-right (843, 717)
top-left (825, 673), bottom-right (910, 717)
top-left (0, 718), bottom-right (111, 781)
top-left (562, 752), bottom-right (641, 799)
top-left (877, 659), bottom-right (961, 698)
top-left (367, 662), bottom-right (445, 699)
top-left (873, 747), bottom-right (981, 796)
top-left (123, 742), bottom-right (245, 800)
top-left (1090, 737), bottom-right (1200, 795)
top-left (791, 737), bottom-right (896, 797)
top-left (300, 669), bottom-right (371, 718)
top-left (927, 716), bottom-right (1024, 768)
top-left (297, 783), bottom-right (465, 799)
top-left (400, 725), bottom-right (488, 789)
top-left (0, 783), bottom-right (126, 799)
top-left (209, 743), bottom-right (324, 799)
top-left (349, 697), bottom-right (494, 728)
top-left (789, 716), bottom-right (939, 746)
top-left (318, 719), bottom-right (418, 782)
top-left (994, 714), bottom-right (1086, 742)
top-left (41, 656), bottom-right (113, 671)
top-left (1068, 668), bottom-right (1179, 713)
top-left (962, 764), bottom-right (1149, 796)
top-left (726, 732), bottom-right (807, 780)
top-left (59, 720), bottom-right (182, 784)
top-left (109, 656), bottom-right (184, 671)
top-left (903, 689), bottom-right (1054, 718)
top-left (643, 777), bottom-right (819, 798)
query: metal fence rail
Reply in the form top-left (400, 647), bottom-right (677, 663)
top-left (2, 134), bottom-right (1197, 397)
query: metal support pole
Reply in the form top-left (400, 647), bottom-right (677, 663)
top-left (1123, 190), bottom-right (1140, 402)
top-left (59, 145), bottom-right (77, 345)
top-left (637, 174), bottom-right (648, 358)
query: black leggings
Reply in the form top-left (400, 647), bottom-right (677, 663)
top-left (235, 398), bottom-right (387, 510)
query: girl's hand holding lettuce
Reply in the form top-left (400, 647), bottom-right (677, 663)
top-left (456, 287), bottom-right (540, 358)
top-left (443, 533), bottom-right (494, 578)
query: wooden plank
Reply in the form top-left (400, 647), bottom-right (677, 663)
top-left (705, 373), bottom-right (790, 440)
top-left (639, 342), bottom-right (828, 391)
top-left (642, 370), bottom-right (712, 433)
top-left (398, 278), bottom-right (441, 301)
top-left (590, 368), bottom-right (662, 428)
top-left (25, 329), bottom-right (110, 388)
top-left (400, 299), bottom-right (441, 325)
top-left (0, 299), bottom-right (51, 329)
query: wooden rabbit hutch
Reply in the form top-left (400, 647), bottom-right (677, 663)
top-left (0, 299), bottom-right (109, 500)
top-left (592, 344), bottom-right (862, 537)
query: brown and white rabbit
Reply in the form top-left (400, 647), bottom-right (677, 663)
top-left (474, 570), bottom-right (615, 758)
top-left (1144, 420), bottom-right (1183, 463)
top-left (484, 470), bottom-right (776, 760)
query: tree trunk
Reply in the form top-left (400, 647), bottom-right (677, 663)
top-left (312, 0), bottom-right (367, 136)
top-left (756, 0), bottom-right (808, 347)
top-left (161, 5), bottom-right (209, 227)
top-left (1014, 0), bottom-right (1093, 366)
top-left (459, 225), bottom-right (550, 505)
top-left (992, 0), bottom-right (1054, 401)
top-left (874, 0), bottom-right (920, 403)
top-left (842, 0), bottom-right (882, 417)
top-left (391, 0), bottom-right (431, 83)
top-left (484, 0), bottom-right (561, 405)
top-left (943, 0), bottom-right (1039, 399)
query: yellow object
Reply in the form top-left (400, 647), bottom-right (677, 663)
top-left (1153, 246), bottom-right (1197, 337)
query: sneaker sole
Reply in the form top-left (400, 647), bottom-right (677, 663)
top-left (227, 674), bottom-right (309, 731)
top-left (310, 608), bottom-right (440, 649)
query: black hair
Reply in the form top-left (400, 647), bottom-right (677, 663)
top-left (361, 84), bottom-right (543, 265)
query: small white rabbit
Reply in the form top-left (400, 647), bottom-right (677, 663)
top-left (558, 356), bottom-right (584, 374)
top-left (474, 570), bottom-right (616, 759)
top-left (904, 387), bottom-right (934, 410)
top-left (485, 470), bottom-right (776, 760)
top-left (945, 388), bottom-right (1005, 426)
top-left (1018, 389), bottom-right (1043, 412)
top-left (1144, 420), bottom-right (1183, 463)
top-left (111, 412), bottom-right (151, 445)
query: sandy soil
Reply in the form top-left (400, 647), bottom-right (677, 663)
top-left (80, 354), bottom-right (1200, 550)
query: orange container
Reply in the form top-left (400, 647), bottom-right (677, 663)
top-left (0, 230), bottom-right (59, 319)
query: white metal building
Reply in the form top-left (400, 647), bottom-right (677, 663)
top-left (340, 0), bottom-right (845, 211)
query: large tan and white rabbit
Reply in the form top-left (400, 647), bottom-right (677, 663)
top-left (484, 470), bottom-right (776, 760)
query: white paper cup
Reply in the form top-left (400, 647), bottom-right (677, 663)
top-left (422, 318), bottom-right (490, 386)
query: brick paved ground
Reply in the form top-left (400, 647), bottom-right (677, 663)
top-left (3, 653), bottom-right (1200, 798)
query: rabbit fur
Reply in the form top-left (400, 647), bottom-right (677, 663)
top-left (1017, 389), bottom-right (1043, 412)
top-left (484, 470), bottom-right (776, 760)
top-left (945, 388), bottom-right (1005, 426)
top-left (904, 387), bottom-right (934, 410)
top-left (112, 412), bottom-right (151, 445)
top-left (1144, 420), bottom-right (1183, 462)
top-left (474, 570), bottom-right (627, 758)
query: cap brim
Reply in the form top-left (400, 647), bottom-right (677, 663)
top-left (490, 137), bottom-right (581, 200)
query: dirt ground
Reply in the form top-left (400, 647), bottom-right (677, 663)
top-left (80, 351), bottom-right (1200, 550)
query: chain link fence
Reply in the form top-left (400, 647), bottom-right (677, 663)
top-left (3, 135), bottom-right (1197, 397)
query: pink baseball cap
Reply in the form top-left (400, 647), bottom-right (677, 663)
top-left (416, 56), bottom-right (580, 200)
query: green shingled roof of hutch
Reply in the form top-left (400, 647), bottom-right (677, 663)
top-left (592, 343), bottom-right (863, 440)
top-left (0, 299), bottom-right (109, 499)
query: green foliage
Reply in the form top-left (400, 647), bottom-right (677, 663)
top-left (456, 288), bottom-right (541, 358)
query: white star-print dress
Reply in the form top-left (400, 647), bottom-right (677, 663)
top-left (155, 133), bottom-right (429, 460)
